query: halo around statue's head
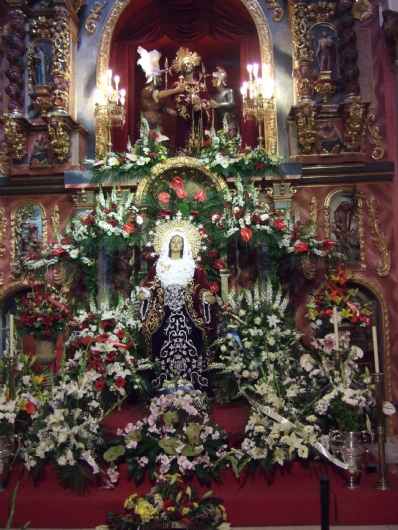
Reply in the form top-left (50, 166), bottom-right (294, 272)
top-left (171, 47), bottom-right (201, 73)
top-left (153, 219), bottom-right (202, 258)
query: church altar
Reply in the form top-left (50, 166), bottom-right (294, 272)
top-left (1, 403), bottom-right (398, 529)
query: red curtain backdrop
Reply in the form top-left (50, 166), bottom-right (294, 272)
top-left (109, 0), bottom-right (260, 151)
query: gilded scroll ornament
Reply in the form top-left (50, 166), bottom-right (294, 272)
top-left (343, 97), bottom-right (367, 152)
top-left (48, 116), bottom-right (70, 163)
top-left (292, 4), bottom-right (314, 63)
top-left (0, 114), bottom-right (26, 174)
top-left (85, 0), bottom-right (108, 35)
top-left (52, 9), bottom-right (71, 81)
top-left (366, 114), bottom-right (385, 161)
top-left (0, 207), bottom-right (6, 258)
top-left (367, 195), bottom-right (391, 277)
top-left (265, 0), bottom-right (284, 22)
top-left (297, 102), bottom-right (317, 154)
top-left (51, 205), bottom-right (61, 235)
top-left (352, 0), bottom-right (372, 22)
top-left (307, 2), bottom-right (336, 22)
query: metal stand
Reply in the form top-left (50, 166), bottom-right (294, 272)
top-left (371, 372), bottom-right (396, 490)
top-left (332, 349), bottom-right (341, 376)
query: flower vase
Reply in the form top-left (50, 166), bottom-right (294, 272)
top-left (329, 430), bottom-right (374, 488)
top-left (34, 338), bottom-right (57, 366)
top-left (0, 434), bottom-right (21, 491)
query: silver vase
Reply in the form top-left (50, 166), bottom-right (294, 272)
top-left (329, 430), bottom-right (374, 488)
top-left (0, 434), bottom-right (21, 491)
top-left (35, 338), bottom-right (57, 366)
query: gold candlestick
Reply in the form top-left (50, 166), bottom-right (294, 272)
top-left (332, 349), bottom-right (342, 376)
top-left (372, 372), bottom-right (396, 490)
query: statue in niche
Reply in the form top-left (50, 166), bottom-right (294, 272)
top-left (316, 30), bottom-right (336, 72)
top-left (210, 67), bottom-right (239, 133)
top-left (21, 222), bottom-right (42, 259)
top-left (332, 200), bottom-right (360, 266)
top-left (171, 47), bottom-right (211, 153)
top-left (32, 43), bottom-right (50, 85)
top-left (315, 121), bottom-right (343, 154)
top-left (137, 47), bottom-right (183, 134)
top-left (30, 134), bottom-right (51, 166)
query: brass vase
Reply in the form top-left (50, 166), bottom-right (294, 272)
top-left (34, 338), bottom-right (57, 366)
top-left (329, 430), bottom-right (374, 488)
top-left (0, 434), bottom-right (21, 491)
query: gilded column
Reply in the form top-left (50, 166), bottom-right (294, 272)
top-left (3, 10), bottom-right (27, 116)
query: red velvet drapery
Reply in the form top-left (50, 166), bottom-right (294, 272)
top-left (110, 0), bottom-right (261, 151)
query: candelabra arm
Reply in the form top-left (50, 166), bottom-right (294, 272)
top-left (372, 372), bottom-right (396, 490)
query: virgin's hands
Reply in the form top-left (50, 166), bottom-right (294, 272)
top-left (137, 291), bottom-right (147, 301)
top-left (205, 293), bottom-right (216, 304)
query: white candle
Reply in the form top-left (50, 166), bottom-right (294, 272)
top-left (372, 326), bottom-right (380, 373)
top-left (9, 314), bottom-right (14, 358)
top-left (333, 306), bottom-right (339, 350)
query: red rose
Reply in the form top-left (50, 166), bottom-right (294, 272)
top-left (95, 380), bottom-right (105, 391)
top-left (251, 214), bottom-right (260, 223)
top-left (148, 152), bottom-right (157, 158)
top-left (194, 190), bottom-right (207, 202)
top-left (149, 131), bottom-right (158, 140)
top-left (255, 161), bottom-right (265, 169)
top-left (209, 282), bottom-right (219, 293)
top-left (233, 209), bottom-right (246, 219)
top-left (116, 329), bottom-right (125, 339)
top-left (25, 402), bottom-right (37, 415)
top-left (171, 176), bottom-right (184, 189)
top-left (322, 239), bottom-right (336, 251)
top-left (115, 377), bottom-right (126, 388)
top-left (163, 499), bottom-right (174, 510)
top-left (158, 192), bottom-right (170, 203)
top-left (108, 219), bottom-right (117, 227)
top-left (207, 249), bottom-right (217, 258)
top-left (294, 241), bottom-right (309, 253)
top-left (241, 227), bottom-right (253, 242)
top-left (198, 227), bottom-right (206, 236)
top-left (123, 222), bottom-right (135, 234)
top-left (118, 157), bottom-right (126, 163)
top-left (190, 210), bottom-right (199, 217)
top-left (213, 259), bottom-right (226, 270)
top-left (176, 187), bottom-right (188, 199)
top-left (273, 218), bottom-right (286, 230)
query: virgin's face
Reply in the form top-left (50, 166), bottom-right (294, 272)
top-left (169, 235), bottom-right (184, 253)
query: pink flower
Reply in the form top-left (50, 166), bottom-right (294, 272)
top-left (158, 192), bottom-right (170, 203)
top-left (171, 176), bottom-right (184, 189)
top-left (194, 190), bottom-right (207, 202)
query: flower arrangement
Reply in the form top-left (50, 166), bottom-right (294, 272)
top-left (309, 332), bottom-right (375, 432)
top-left (0, 392), bottom-right (18, 436)
top-left (15, 284), bottom-right (71, 341)
top-left (107, 473), bottom-right (231, 530)
top-left (65, 295), bottom-right (152, 407)
top-left (25, 188), bottom-right (145, 296)
top-left (105, 380), bottom-right (229, 485)
top-left (305, 266), bottom-right (372, 331)
top-left (212, 282), bottom-right (326, 471)
top-left (199, 118), bottom-right (284, 180)
top-left (86, 118), bottom-right (169, 184)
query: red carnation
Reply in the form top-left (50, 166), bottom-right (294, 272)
top-left (251, 214), bottom-right (260, 223)
top-left (294, 241), bottom-right (309, 253)
top-left (213, 259), bottom-right (226, 270)
top-left (190, 210), bottom-right (199, 217)
top-left (273, 218), bottom-right (286, 230)
top-left (123, 222), bottom-right (135, 234)
top-left (171, 176), bottom-right (184, 189)
top-left (207, 248), bottom-right (217, 258)
top-left (163, 499), bottom-right (174, 510)
top-left (176, 187), bottom-right (188, 199)
top-left (241, 227), bottom-right (253, 242)
top-left (209, 282), bottom-right (219, 294)
top-left (233, 209), bottom-right (246, 219)
top-left (25, 402), bottom-right (37, 415)
top-left (198, 227), bottom-right (206, 236)
top-left (160, 209), bottom-right (172, 218)
top-left (148, 152), bottom-right (157, 158)
top-left (158, 192), bottom-right (170, 203)
top-left (115, 377), bottom-right (126, 388)
top-left (95, 380), bottom-right (105, 391)
top-left (116, 329), bottom-right (125, 339)
top-left (194, 190), bottom-right (207, 202)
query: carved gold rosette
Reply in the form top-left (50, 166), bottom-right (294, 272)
top-left (367, 195), bottom-right (391, 277)
top-left (352, 0), bottom-right (372, 22)
top-left (95, 0), bottom-right (278, 156)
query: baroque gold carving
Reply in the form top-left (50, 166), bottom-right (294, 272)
top-left (51, 205), bottom-right (61, 235)
top-left (264, 0), bottom-right (284, 22)
top-left (366, 114), bottom-right (385, 161)
top-left (343, 97), bottom-right (368, 152)
top-left (32, 96), bottom-right (53, 116)
top-left (300, 254), bottom-right (317, 279)
top-left (292, 4), bottom-right (314, 64)
top-left (30, 16), bottom-right (54, 39)
top-left (95, 0), bottom-right (278, 155)
top-left (52, 16), bottom-right (71, 81)
top-left (48, 116), bottom-right (70, 163)
top-left (0, 114), bottom-right (26, 174)
top-left (297, 102), bottom-right (317, 154)
top-left (0, 207), bottom-right (6, 258)
top-left (0, 272), bottom-right (3, 286)
top-left (352, 0), bottom-right (372, 22)
top-left (309, 196), bottom-right (318, 225)
top-left (367, 195), bottom-right (391, 277)
top-left (85, 0), bottom-right (108, 35)
top-left (307, 2), bottom-right (336, 22)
